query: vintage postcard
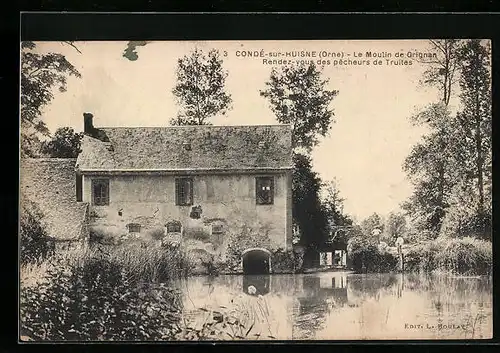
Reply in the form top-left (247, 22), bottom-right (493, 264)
top-left (19, 39), bottom-right (492, 341)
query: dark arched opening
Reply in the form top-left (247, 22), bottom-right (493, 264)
top-left (242, 248), bottom-right (271, 275)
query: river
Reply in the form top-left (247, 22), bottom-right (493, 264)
top-left (173, 272), bottom-right (492, 340)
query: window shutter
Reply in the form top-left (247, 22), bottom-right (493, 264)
top-left (175, 178), bottom-right (180, 205)
top-left (269, 177), bottom-right (274, 203)
top-left (76, 174), bottom-right (83, 202)
top-left (188, 179), bottom-right (193, 205)
top-left (256, 178), bottom-right (261, 203)
top-left (104, 180), bottom-right (109, 205)
top-left (175, 178), bottom-right (193, 206)
top-left (92, 182), bottom-right (99, 205)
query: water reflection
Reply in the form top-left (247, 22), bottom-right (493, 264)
top-left (176, 272), bottom-right (492, 340)
top-left (243, 275), bottom-right (270, 296)
top-left (294, 274), bottom-right (349, 338)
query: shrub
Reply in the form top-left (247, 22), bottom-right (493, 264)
top-left (220, 246), bottom-right (243, 273)
top-left (434, 237), bottom-right (492, 275)
top-left (271, 248), bottom-right (296, 274)
top-left (89, 225), bottom-right (124, 245)
top-left (20, 249), bottom-right (184, 341)
top-left (404, 240), bottom-right (441, 273)
top-left (200, 254), bottom-right (224, 277)
top-left (403, 237), bottom-right (492, 275)
top-left (347, 236), bottom-right (398, 273)
top-left (20, 199), bottom-right (55, 265)
top-left (144, 227), bottom-right (166, 241)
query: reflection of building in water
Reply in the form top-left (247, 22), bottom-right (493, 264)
top-left (243, 275), bottom-right (270, 296)
top-left (294, 274), bottom-right (349, 338)
top-left (299, 275), bottom-right (349, 310)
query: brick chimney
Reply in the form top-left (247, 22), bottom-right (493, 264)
top-left (83, 113), bottom-right (94, 134)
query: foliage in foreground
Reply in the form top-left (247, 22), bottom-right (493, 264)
top-left (20, 249), bottom-right (184, 341)
top-left (404, 237), bottom-right (492, 276)
top-left (20, 245), bottom-right (271, 341)
top-left (19, 198), bottom-right (55, 266)
top-left (94, 242), bottom-right (194, 283)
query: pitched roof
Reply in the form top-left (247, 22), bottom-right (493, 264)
top-left (19, 158), bottom-right (88, 241)
top-left (76, 125), bottom-right (293, 172)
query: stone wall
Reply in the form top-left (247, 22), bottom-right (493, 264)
top-left (83, 172), bottom-right (292, 272)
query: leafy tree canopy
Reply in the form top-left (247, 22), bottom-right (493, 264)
top-left (41, 127), bottom-right (83, 158)
top-left (260, 63), bottom-right (338, 152)
top-left (171, 48), bottom-right (232, 125)
top-left (21, 41), bottom-right (81, 157)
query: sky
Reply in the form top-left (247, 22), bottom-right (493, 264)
top-left (30, 40), bottom-right (448, 221)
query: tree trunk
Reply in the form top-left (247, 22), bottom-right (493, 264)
top-left (475, 111), bottom-right (484, 214)
top-left (437, 131), bottom-right (447, 209)
top-left (474, 67), bottom-right (485, 214)
top-left (437, 163), bottom-right (445, 208)
top-left (443, 51), bottom-right (450, 105)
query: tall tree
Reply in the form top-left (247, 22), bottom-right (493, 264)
top-left (292, 153), bottom-right (329, 267)
top-left (322, 179), bottom-right (353, 229)
top-left (260, 63), bottom-right (338, 152)
top-left (456, 39), bottom-right (492, 215)
top-left (402, 103), bottom-right (456, 232)
top-left (382, 212), bottom-right (407, 245)
top-left (404, 40), bottom-right (492, 239)
top-left (21, 41), bottom-right (81, 157)
top-left (419, 39), bottom-right (462, 106)
top-left (261, 62), bottom-right (339, 267)
top-left (402, 40), bottom-right (464, 232)
top-left (171, 48), bottom-right (232, 125)
top-left (435, 39), bottom-right (493, 239)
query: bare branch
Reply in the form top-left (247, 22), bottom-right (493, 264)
top-left (63, 41), bottom-right (82, 54)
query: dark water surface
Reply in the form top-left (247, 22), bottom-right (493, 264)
top-left (174, 272), bottom-right (492, 340)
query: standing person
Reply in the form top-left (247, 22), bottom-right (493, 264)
top-left (395, 236), bottom-right (404, 272)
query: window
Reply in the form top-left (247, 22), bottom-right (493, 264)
top-left (212, 224), bottom-right (224, 234)
top-left (127, 223), bottom-right (141, 233)
top-left (175, 178), bottom-right (193, 206)
top-left (256, 176), bottom-right (274, 205)
top-left (76, 173), bottom-right (83, 202)
top-left (92, 179), bottom-right (109, 206)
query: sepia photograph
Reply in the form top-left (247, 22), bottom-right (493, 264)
top-left (19, 39), bottom-right (492, 341)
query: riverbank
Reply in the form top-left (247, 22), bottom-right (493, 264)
top-left (20, 242), bottom-right (281, 341)
top-left (20, 235), bottom-right (492, 341)
top-left (347, 236), bottom-right (492, 276)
